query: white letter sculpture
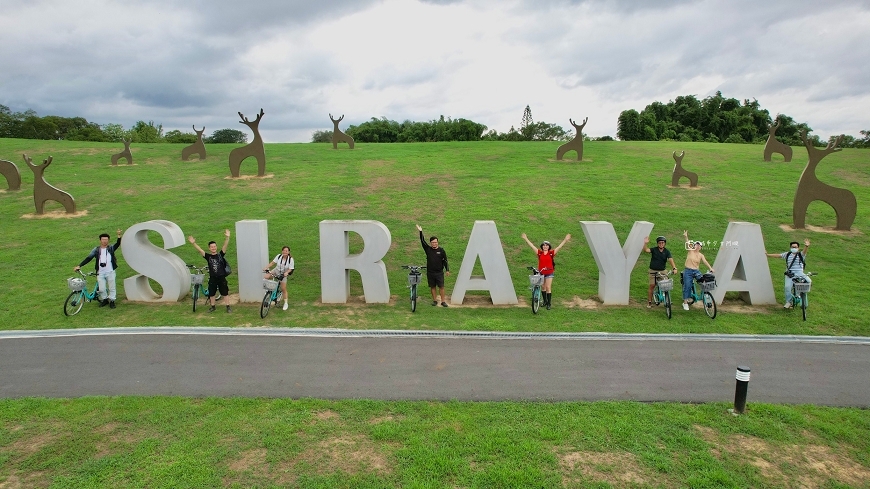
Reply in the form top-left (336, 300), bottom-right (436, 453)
top-left (235, 220), bottom-right (270, 302)
top-left (319, 220), bottom-right (391, 303)
top-left (710, 222), bottom-right (776, 305)
top-left (122, 220), bottom-right (190, 302)
top-left (581, 221), bottom-right (654, 305)
top-left (451, 221), bottom-right (517, 305)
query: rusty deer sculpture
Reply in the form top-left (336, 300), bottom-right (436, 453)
top-left (763, 119), bottom-right (793, 162)
top-left (23, 154), bottom-right (76, 214)
top-left (229, 109), bottom-right (266, 177)
top-left (181, 125), bottom-right (207, 161)
top-left (111, 138), bottom-right (133, 166)
top-left (329, 113), bottom-right (355, 149)
top-left (0, 159), bottom-right (22, 191)
top-left (556, 117), bottom-right (588, 161)
top-left (671, 151), bottom-right (699, 187)
top-left (793, 130), bottom-right (856, 231)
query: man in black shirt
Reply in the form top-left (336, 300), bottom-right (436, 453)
top-left (643, 235), bottom-right (678, 308)
top-left (188, 229), bottom-right (232, 313)
top-left (416, 224), bottom-right (450, 307)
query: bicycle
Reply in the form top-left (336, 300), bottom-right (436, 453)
top-left (186, 264), bottom-right (215, 312)
top-left (401, 265), bottom-right (426, 312)
top-left (64, 270), bottom-right (99, 316)
top-left (651, 270), bottom-right (674, 319)
top-left (789, 272), bottom-right (816, 321)
top-left (526, 266), bottom-right (548, 314)
top-left (681, 271), bottom-right (717, 319)
top-left (260, 269), bottom-right (286, 318)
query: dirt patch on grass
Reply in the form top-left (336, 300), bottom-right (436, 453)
top-left (224, 174), bottom-right (275, 180)
top-left (293, 434), bottom-right (394, 476)
top-left (368, 415), bottom-right (402, 425)
top-left (695, 424), bottom-right (870, 487)
top-left (313, 410), bottom-right (340, 422)
top-left (21, 210), bottom-right (88, 219)
top-left (778, 223), bottom-right (862, 236)
top-left (228, 448), bottom-right (268, 472)
top-left (565, 296), bottom-right (600, 309)
top-left (557, 449), bottom-right (659, 487)
top-left (666, 184), bottom-right (704, 190)
top-left (717, 302), bottom-right (770, 314)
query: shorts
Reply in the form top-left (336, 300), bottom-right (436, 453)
top-left (542, 273), bottom-right (554, 278)
top-left (427, 272), bottom-right (445, 288)
top-left (208, 275), bottom-right (229, 297)
top-left (648, 269), bottom-right (666, 286)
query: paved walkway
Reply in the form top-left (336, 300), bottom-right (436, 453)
top-left (1, 328), bottom-right (868, 406)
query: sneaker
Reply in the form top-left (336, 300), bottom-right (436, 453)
top-left (109, 301), bottom-right (116, 309)
top-left (283, 302), bottom-right (288, 311)
top-left (682, 303), bottom-right (689, 311)
top-left (209, 305), bottom-right (216, 313)
top-left (226, 305), bottom-right (231, 313)
top-left (432, 301), bottom-right (438, 306)
top-left (647, 302), bottom-right (652, 309)
top-left (441, 302), bottom-right (449, 307)
top-left (546, 303), bottom-right (551, 310)
top-left (99, 299), bottom-right (109, 307)
top-left (784, 302), bottom-right (792, 309)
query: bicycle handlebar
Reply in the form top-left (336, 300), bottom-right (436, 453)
top-left (74, 269), bottom-right (97, 277)
top-left (402, 265), bottom-right (426, 272)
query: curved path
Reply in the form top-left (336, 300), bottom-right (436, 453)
top-left (1, 328), bottom-right (868, 407)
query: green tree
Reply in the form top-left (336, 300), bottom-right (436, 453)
top-left (101, 123), bottom-right (129, 142)
top-left (164, 129), bottom-right (197, 144)
top-left (521, 105), bottom-right (534, 140)
top-left (129, 120), bottom-right (163, 143)
top-left (310, 130), bottom-right (332, 143)
top-left (206, 128), bottom-right (247, 144)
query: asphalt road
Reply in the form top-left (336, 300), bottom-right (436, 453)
top-left (1, 328), bottom-right (868, 406)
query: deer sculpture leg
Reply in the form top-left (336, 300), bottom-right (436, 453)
top-left (111, 139), bottom-right (133, 166)
top-left (0, 160), bottom-right (22, 190)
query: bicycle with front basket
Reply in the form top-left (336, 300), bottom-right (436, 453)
top-left (64, 270), bottom-right (99, 316)
top-left (681, 270), bottom-right (717, 319)
top-left (651, 270), bottom-right (674, 319)
top-left (260, 269), bottom-right (286, 318)
top-left (526, 266), bottom-right (551, 314)
top-left (186, 264), bottom-right (216, 312)
top-left (789, 271), bottom-right (817, 321)
top-left (401, 265), bottom-right (426, 312)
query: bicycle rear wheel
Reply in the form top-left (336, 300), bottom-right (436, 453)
top-left (664, 291), bottom-right (672, 319)
top-left (192, 284), bottom-right (200, 312)
top-left (703, 291), bottom-right (717, 319)
top-left (801, 292), bottom-right (807, 321)
top-left (653, 286), bottom-right (662, 306)
top-left (410, 284), bottom-right (417, 313)
top-left (260, 291), bottom-right (272, 318)
top-left (64, 290), bottom-right (85, 316)
top-left (531, 286), bottom-right (541, 314)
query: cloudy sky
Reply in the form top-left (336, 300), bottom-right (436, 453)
top-left (2, 0), bottom-right (868, 142)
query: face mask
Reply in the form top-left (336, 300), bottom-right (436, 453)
top-left (790, 247), bottom-right (799, 253)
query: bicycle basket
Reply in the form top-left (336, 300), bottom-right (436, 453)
top-left (191, 274), bottom-right (205, 285)
top-left (793, 281), bottom-right (811, 294)
top-left (263, 279), bottom-right (279, 291)
top-left (529, 274), bottom-right (545, 287)
top-left (698, 273), bottom-right (716, 283)
top-left (67, 277), bottom-right (86, 292)
top-left (700, 281), bottom-right (717, 292)
top-left (656, 278), bottom-right (673, 292)
top-left (407, 273), bottom-right (421, 286)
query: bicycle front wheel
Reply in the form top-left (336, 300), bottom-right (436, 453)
top-left (410, 284), bottom-right (417, 313)
top-left (653, 286), bottom-right (662, 306)
top-left (260, 291), bottom-right (272, 318)
top-left (192, 284), bottom-right (200, 312)
top-left (532, 286), bottom-right (541, 314)
top-left (664, 291), bottom-right (672, 319)
top-left (703, 291), bottom-right (717, 319)
top-left (64, 290), bottom-right (85, 316)
top-left (801, 292), bottom-right (807, 321)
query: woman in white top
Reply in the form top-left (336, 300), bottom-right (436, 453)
top-left (264, 246), bottom-right (295, 310)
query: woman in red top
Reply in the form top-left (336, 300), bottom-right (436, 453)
top-left (522, 233), bottom-right (571, 309)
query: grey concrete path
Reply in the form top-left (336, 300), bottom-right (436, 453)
top-left (1, 328), bottom-right (868, 406)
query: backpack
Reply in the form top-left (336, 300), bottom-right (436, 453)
top-left (785, 252), bottom-right (804, 278)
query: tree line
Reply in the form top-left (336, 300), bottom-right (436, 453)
top-left (616, 92), bottom-right (869, 148)
top-left (0, 105), bottom-right (248, 144)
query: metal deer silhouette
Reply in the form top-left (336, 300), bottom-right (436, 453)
top-left (671, 151), bottom-right (699, 187)
top-left (23, 154), bottom-right (76, 214)
top-left (556, 117), bottom-right (588, 161)
top-left (763, 119), bottom-right (793, 162)
top-left (793, 130), bottom-right (856, 231)
top-left (329, 113), bottom-right (355, 149)
top-left (181, 125), bottom-right (207, 161)
top-left (229, 109), bottom-right (266, 177)
top-left (0, 159), bottom-right (22, 190)
top-left (111, 138), bottom-right (133, 166)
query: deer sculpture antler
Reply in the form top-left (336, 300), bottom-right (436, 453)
top-left (239, 109), bottom-right (265, 125)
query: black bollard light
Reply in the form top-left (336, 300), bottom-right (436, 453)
top-left (733, 366), bottom-right (751, 414)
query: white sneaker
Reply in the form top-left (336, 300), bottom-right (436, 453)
top-left (784, 302), bottom-right (792, 309)
top-left (282, 302), bottom-right (288, 310)
top-left (682, 303), bottom-right (689, 311)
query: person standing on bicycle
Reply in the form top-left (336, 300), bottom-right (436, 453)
top-left (74, 228), bottom-right (123, 309)
top-left (188, 229), bottom-right (232, 313)
top-left (521, 233), bottom-right (571, 310)
top-left (263, 246), bottom-right (295, 311)
top-left (765, 239), bottom-right (811, 308)
top-left (416, 224), bottom-right (450, 307)
top-left (643, 235), bottom-right (678, 308)
top-left (680, 230), bottom-right (714, 310)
